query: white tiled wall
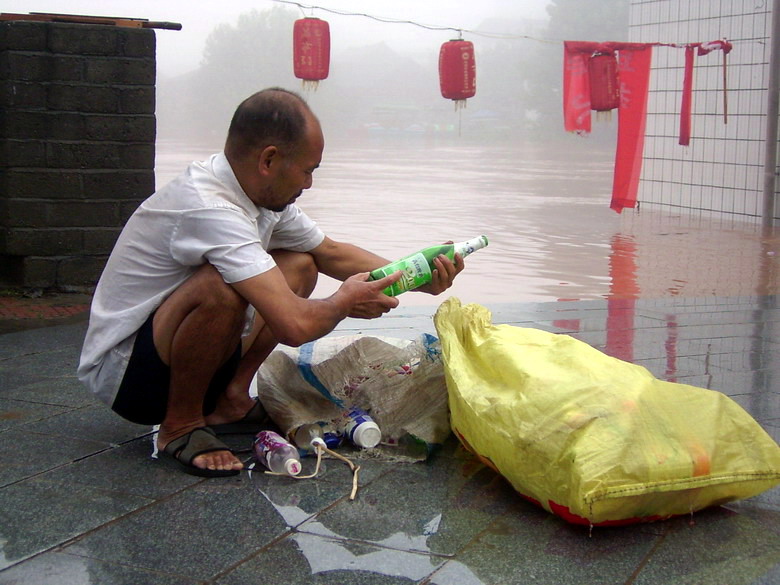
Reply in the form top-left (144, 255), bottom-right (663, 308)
top-left (630, 0), bottom-right (777, 219)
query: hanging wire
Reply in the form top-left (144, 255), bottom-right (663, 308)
top-left (270, 0), bottom-right (754, 54)
top-left (269, 0), bottom-right (555, 42)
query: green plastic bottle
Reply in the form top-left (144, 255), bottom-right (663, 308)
top-left (369, 235), bottom-right (489, 296)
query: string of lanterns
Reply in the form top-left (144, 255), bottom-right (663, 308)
top-left (285, 1), bottom-right (731, 129)
top-left (280, 0), bottom-right (738, 215)
top-left (290, 13), bottom-right (477, 109)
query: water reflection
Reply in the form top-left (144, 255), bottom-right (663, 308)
top-left (155, 139), bottom-right (779, 307)
top-left (250, 475), bottom-right (485, 584)
top-left (606, 234), bottom-right (638, 363)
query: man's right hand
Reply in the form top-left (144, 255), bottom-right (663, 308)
top-left (339, 271), bottom-right (401, 319)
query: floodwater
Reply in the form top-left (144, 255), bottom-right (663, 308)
top-left (155, 137), bottom-right (779, 307)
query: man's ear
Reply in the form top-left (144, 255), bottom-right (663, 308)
top-left (258, 145), bottom-right (278, 176)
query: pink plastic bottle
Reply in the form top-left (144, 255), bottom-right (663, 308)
top-left (253, 430), bottom-right (302, 476)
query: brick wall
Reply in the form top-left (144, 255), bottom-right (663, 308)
top-left (0, 20), bottom-right (156, 291)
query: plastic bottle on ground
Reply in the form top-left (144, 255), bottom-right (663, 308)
top-left (340, 407), bottom-right (382, 449)
top-left (321, 423), bottom-right (343, 449)
top-left (292, 423), bottom-right (325, 453)
top-left (253, 430), bottom-right (302, 476)
top-left (292, 422), bottom-right (343, 454)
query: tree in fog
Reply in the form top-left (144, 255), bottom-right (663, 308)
top-left (157, 6), bottom-right (299, 142)
top-left (523, 0), bottom-right (630, 137)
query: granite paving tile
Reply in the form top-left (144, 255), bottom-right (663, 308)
top-left (750, 563), bottom-right (780, 585)
top-left (0, 551), bottom-right (196, 585)
top-left (631, 355), bottom-right (720, 379)
top-left (214, 532), bottom-right (444, 584)
top-left (298, 455), bottom-right (519, 557)
top-left (246, 467), bottom-right (366, 528)
top-left (0, 347), bottom-right (81, 391)
top-left (63, 476), bottom-right (347, 581)
top-left (21, 404), bottom-right (151, 446)
top-left (0, 397), bottom-right (71, 432)
top-left (0, 323), bottom-right (87, 359)
top-left (428, 506), bottom-right (660, 585)
top-left (0, 475), bottom-right (152, 571)
top-left (633, 508), bottom-right (780, 585)
top-left (727, 391), bottom-right (780, 422)
top-left (0, 375), bottom-right (98, 408)
top-left (40, 437), bottom-right (202, 500)
top-left (0, 427), bottom-right (109, 488)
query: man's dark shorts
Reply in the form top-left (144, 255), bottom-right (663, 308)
top-left (111, 311), bottom-right (242, 425)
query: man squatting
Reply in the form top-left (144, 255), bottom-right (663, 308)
top-left (78, 87), bottom-right (465, 477)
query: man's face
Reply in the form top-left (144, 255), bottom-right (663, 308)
top-left (263, 118), bottom-right (323, 212)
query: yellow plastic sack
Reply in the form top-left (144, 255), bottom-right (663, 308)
top-left (434, 298), bottom-right (780, 526)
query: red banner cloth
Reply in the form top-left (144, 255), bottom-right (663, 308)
top-left (679, 40), bottom-right (732, 145)
top-left (611, 45), bottom-right (653, 212)
top-left (563, 42), bottom-right (653, 213)
top-left (679, 46), bottom-right (695, 145)
top-left (563, 42), bottom-right (593, 133)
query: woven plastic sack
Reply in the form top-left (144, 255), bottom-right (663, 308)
top-left (255, 334), bottom-right (450, 460)
top-left (434, 298), bottom-right (780, 526)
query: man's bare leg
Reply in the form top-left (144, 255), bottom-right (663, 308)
top-left (204, 249), bottom-right (319, 426)
top-left (154, 264), bottom-right (248, 472)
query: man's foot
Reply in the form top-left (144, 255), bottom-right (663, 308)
top-left (206, 396), bottom-right (268, 429)
top-left (158, 426), bottom-right (243, 477)
top-left (206, 398), bottom-right (271, 435)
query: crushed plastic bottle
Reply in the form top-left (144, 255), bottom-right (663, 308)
top-left (321, 423), bottom-right (343, 450)
top-left (253, 430), bottom-right (301, 476)
top-left (292, 423), bottom-right (325, 453)
top-left (292, 422), bottom-right (343, 454)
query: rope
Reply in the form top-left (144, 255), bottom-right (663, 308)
top-left (264, 442), bottom-right (362, 500)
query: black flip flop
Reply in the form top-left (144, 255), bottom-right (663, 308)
top-left (161, 426), bottom-right (240, 477)
top-left (211, 398), bottom-right (270, 435)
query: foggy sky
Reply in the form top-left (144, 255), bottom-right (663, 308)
top-left (2, 0), bottom-right (551, 78)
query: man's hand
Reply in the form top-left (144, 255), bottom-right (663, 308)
top-left (418, 246), bottom-right (464, 296)
top-left (340, 271), bottom-right (401, 319)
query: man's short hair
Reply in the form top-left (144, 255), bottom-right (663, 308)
top-left (226, 88), bottom-right (311, 160)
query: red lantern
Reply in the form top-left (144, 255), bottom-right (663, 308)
top-left (293, 18), bottom-right (330, 89)
top-left (439, 40), bottom-right (476, 109)
top-left (588, 52), bottom-right (620, 111)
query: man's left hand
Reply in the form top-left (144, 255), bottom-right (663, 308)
top-left (418, 248), bottom-right (464, 296)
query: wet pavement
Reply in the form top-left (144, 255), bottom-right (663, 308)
top-left (0, 293), bottom-right (778, 584)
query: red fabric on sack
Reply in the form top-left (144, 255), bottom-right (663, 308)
top-left (610, 45), bottom-right (653, 213)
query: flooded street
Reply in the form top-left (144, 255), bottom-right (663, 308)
top-left (155, 138), bottom-right (779, 307)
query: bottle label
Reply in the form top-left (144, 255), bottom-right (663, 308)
top-left (374, 252), bottom-right (432, 296)
top-left (341, 408), bottom-right (372, 442)
top-left (254, 430), bottom-right (287, 453)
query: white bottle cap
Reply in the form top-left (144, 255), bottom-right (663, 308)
top-left (285, 459), bottom-right (302, 476)
top-left (352, 421), bottom-right (381, 449)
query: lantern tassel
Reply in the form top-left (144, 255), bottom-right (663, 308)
top-left (301, 80), bottom-right (321, 92)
